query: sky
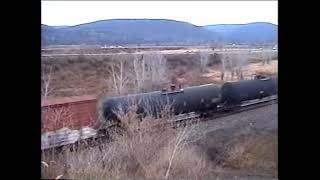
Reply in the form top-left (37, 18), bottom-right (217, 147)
top-left (41, 1), bottom-right (278, 26)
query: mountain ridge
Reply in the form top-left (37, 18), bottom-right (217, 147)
top-left (41, 19), bottom-right (277, 46)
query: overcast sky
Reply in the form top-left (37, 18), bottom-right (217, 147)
top-left (41, 1), bottom-right (278, 26)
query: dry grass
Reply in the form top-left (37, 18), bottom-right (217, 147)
top-left (42, 107), bottom-right (278, 179)
top-left (41, 105), bottom-right (211, 179)
top-left (247, 61), bottom-right (278, 76)
top-left (204, 60), bottom-right (278, 82)
top-left (224, 131), bottom-right (278, 176)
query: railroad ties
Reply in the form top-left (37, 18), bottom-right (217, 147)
top-left (241, 95), bottom-right (277, 107)
top-left (173, 112), bottom-right (200, 122)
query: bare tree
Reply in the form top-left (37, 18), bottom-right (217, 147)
top-left (228, 59), bottom-right (236, 81)
top-left (133, 53), bottom-right (168, 91)
top-left (261, 49), bottom-right (271, 65)
top-left (199, 51), bottom-right (210, 73)
top-left (220, 53), bottom-right (227, 81)
top-left (133, 54), bottom-right (146, 93)
top-left (147, 53), bottom-right (168, 85)
top-left (228, 51), bottom-right (249, 80)
top-left (221, 53), bottom-right (236, 81)
top-left (107, 54), bottom-right (131, 95)
top-left (42, 67), bottom-right (53, 102)
top-left (106, 52), bottom-right (168, 95)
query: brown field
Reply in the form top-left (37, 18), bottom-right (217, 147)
top-left (41, 47), bottom-right (278, 98)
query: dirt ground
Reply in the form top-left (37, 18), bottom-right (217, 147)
top-left (194, 103), bottom-right (278, 179)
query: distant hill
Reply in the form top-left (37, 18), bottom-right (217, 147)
top-left (41, 19), bottom-right (277, 46)
top-left (41, 19), bottom-right (217, 46)
top-left (203, 22), bottom-right (278, 43)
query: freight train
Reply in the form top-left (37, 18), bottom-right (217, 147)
top-left (102, 75), bottom-right (278, 122)
top-left (41, 76), bottom-right (278, 150)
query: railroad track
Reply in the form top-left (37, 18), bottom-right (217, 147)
top-left (172, 95), bottom-right (277, 125)
top-left (41, 95), bottom-right (277, 151)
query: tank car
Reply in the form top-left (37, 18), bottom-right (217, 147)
top-left (220, 76), bottom-right (277, 106)
top-left (102, 84), bottom-right (222, 121)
